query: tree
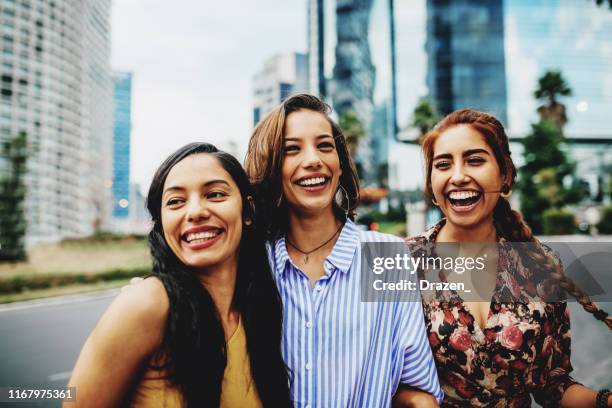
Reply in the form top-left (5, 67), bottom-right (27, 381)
top-left (534, 70), bottom-right (572, 131)
top-left (591, 0), bottom-right (612, 9)
top-left (518, 120), bottom-right (584, 233)
top-left (339, 110), bottom-right (366, 159)
top-left (411, 97), bottom-right (441, 144)
top-left (0, 132), bottom-right (28, 261)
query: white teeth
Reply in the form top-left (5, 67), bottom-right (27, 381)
top-left (449, 191), bottom-right (480, 200)
top-left (298, 177), bottom-right (326, 186)
top-left (185, 230), bottom-right (220, 243)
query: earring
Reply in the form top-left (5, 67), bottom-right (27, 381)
top-left (336, 184), bottom-right (351, 218)
top-left (501, 184), bottom-right (512, 198)
top-left (431, 197), bottom-right (439, 206)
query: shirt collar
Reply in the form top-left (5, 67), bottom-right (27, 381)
top-left (272, 219), bottom-right (360, 277)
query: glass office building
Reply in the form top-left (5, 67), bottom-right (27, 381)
top-left (425, 0), bottom-right (507, 124)
top-left (310, 0), bottom-right (396, 186)
top-left (112, 71), bottom-right (132, 219)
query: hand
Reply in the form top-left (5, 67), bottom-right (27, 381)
top-left (393, 386), bottom-right (440, 408)
top-left (121, 277), bottom-right (145, 292)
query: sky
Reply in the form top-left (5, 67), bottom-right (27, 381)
top-left (111, 0), bottom-right (307, 192)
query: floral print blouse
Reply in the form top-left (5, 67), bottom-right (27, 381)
top-left (406, 219), bottom-right (579, 408)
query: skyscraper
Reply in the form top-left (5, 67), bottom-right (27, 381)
top-left (0, 0), bottom-right (113, 245)
top-left (309, 0), bottom-right (397, 186)
top-left (112, 71), bottom-right (132, 220)
top-left (252, 52), bottom-right (309, 125)
top-left (425, 0), bottom-right (508, 124)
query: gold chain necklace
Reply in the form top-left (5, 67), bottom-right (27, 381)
top-left (285, 224), bottom-right (344, 264)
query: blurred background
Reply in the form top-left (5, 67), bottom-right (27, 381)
top-left (0, 0), bottom-right (610, 403)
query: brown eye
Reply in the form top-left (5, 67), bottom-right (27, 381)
top-left (207, 191), bottom-right (227, 200)
top-left (284, 145), bottom-right (299, 153)
top-left (467, 157), bottom-right (485, 165)
top-left (318, 142), bottom-right (334, 151)
top-left (434, 161), bottom-right (450, 170)
top-left (166, 198), bottom-right (184, 206)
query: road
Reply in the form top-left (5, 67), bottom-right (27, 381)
top-left (0, 291), bottom-right (117, 408)
top-left (0, 292), bottom-right (610, 407)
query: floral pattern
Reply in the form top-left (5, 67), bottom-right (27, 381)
top-left (406, 219), bottom-right (579, 408)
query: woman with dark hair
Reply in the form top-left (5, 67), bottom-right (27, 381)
top-left (244, 93), bottom-right (443, 407)
top-left (407, 109), bottom-right (611, 407)
top-left (66, 143), bottom-right (291, 407)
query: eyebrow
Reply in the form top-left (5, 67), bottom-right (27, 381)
top-left (163, 179), bottom-right (231, 195)
top-left (284, 134), bottom-right (334, 142)
top-left (432, 148), bottom-right (491, 161)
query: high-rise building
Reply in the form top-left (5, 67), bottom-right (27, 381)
top-left (0, 0), bottom-right (113, 245)
top-left (112, 71), bottom-right (132, 220)
top-left (425, 0), bottom-right (507, 124)
top-left (308, 0), bottom-right (397, 186)
top-left (252, 52), bottom-right (309, 125)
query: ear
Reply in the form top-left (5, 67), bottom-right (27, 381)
top-left (502, 173), bottom-right (513, 190)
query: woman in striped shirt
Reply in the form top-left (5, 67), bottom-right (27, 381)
top-left (244, 93), bottom-right (443, 407)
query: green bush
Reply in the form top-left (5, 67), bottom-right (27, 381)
top-left (597, 206), bottom-right (612, 234)
top-left (542, 209), bottom-right (575, 235)
top-left (0, 267), bottom-right (149, 294)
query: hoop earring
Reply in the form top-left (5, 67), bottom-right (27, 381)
top-left (336, 184), bottom-right (351, 218)
top-left (500, 184), bottom-right (513, 198)
top-left (276, 192), bottom-right (284, 208)
top-left (431, 197), bottom-right (439, 206)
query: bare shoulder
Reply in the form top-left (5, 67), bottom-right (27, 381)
top-left (112, 276), bottom-right (169, 327)
top-left (92, 276), bottom-right (169, 351)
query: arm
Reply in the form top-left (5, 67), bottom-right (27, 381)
top-left (393, 385), bottom-right (440, 408)
top-left (561, 384), bottom-right (611, 408)
top-left (397, 299), bottom-right (444, 405)
top-left (64, 277), bottom-right (168, 408)
top-left (531, 302), bottom-right (595, 408)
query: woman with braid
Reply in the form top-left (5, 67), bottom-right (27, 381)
top-left (406, 109), bottom-right (611, 407)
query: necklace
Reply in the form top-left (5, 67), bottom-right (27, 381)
top-left (286, 223), bottom-right (344, 264)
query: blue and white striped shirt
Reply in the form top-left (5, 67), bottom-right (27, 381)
top-left (266, 220), bottom-right (443, 407)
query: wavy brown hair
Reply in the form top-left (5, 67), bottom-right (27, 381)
top-left (422, 109), bottom-right (611, 329)
top-left (244, 93), bottom-right (360, 239)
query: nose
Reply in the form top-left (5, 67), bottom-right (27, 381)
top-left (186, 197), bottom-right (210, 222)
top-left (450, 163), bottom-right (470, 185)
top-left (302, 145), bottom-right (323, 169)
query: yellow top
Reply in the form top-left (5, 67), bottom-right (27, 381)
top-left (128, 318), bottom-right (263, 408)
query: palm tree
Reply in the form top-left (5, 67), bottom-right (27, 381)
top-left (411, 97), bottom-right (441, 144)
top-left (339, 110), bottom-right (365, 158)
top-left (534, 70), bottom-right (572, 131)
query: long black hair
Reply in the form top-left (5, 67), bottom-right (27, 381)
top-left (146, 143), bottom-right (292, 406)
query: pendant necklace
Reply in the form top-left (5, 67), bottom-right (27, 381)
top-left (286, 223), bottom-right (344, 264)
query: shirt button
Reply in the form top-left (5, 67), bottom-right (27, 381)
top-left (306, 321), bottom-right (313, 329)
top-left (315, 285), bottom-right (323, 291)
top-left (305, 362), bottom-right (312, 371)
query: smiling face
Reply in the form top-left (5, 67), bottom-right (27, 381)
top-left (281, 109), bottom-right (342, 215)
top-left (161, 153), bottom-right (244, 270)
top-left (430, 124), bottom-right (508, 230)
